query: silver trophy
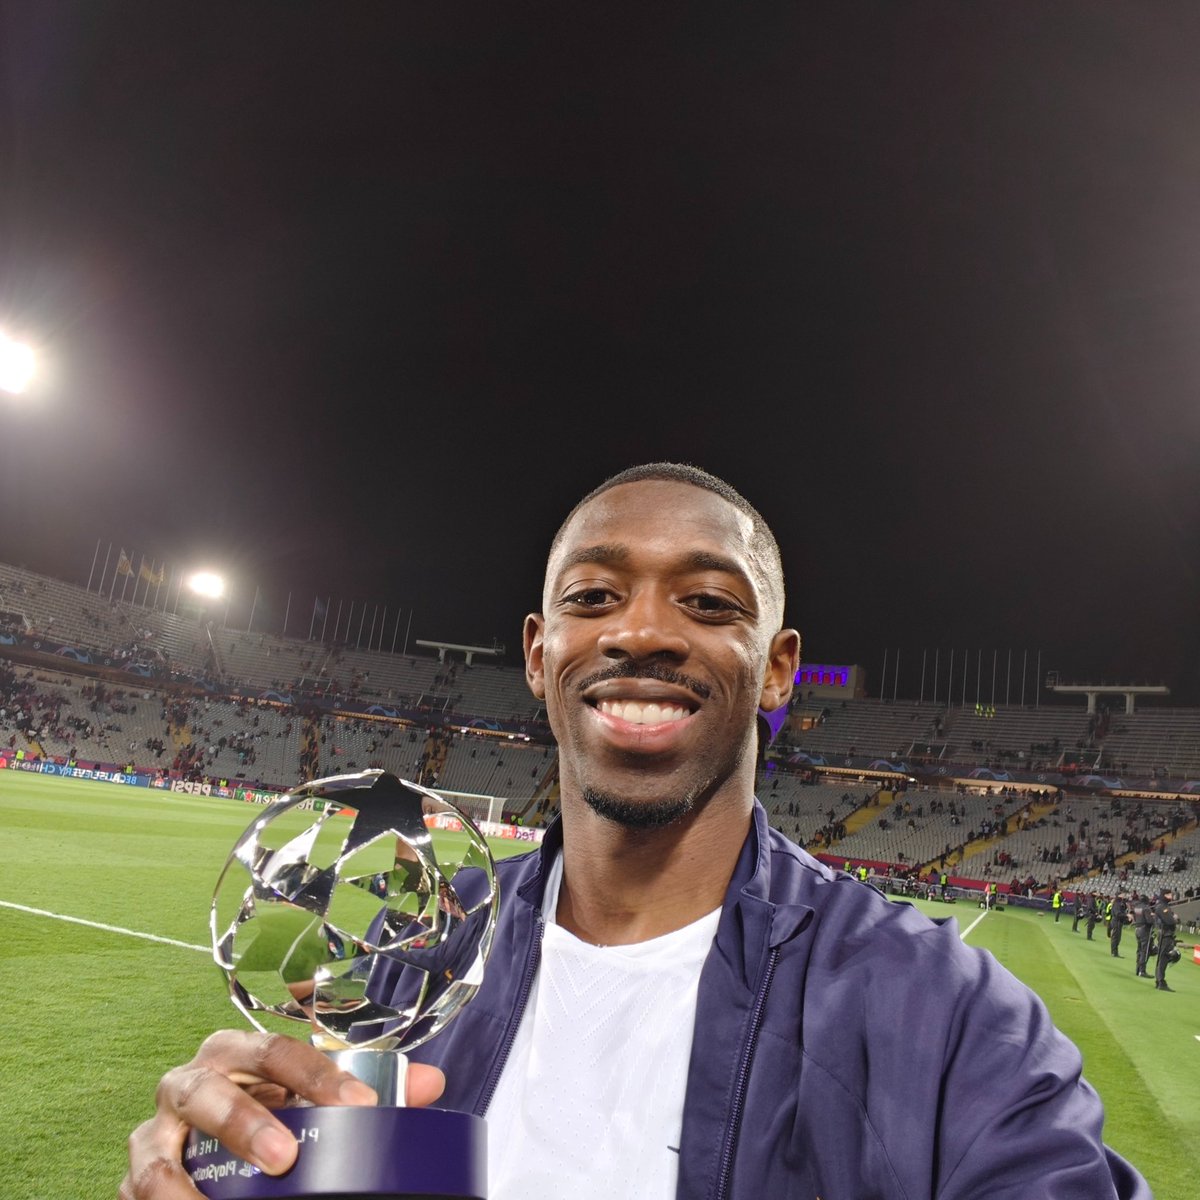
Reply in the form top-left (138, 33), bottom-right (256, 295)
top-left (185, 769), bottom-right (499, 1199)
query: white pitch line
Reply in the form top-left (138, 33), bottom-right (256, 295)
top-left (959, 910), bottom-right (988, 942)
top-left (0, 898), bottom-right (208, 953)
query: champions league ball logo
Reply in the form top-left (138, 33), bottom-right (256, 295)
top-left (189, 770), bottom-right (498, 1199)
top-left (211, 769), bottom-right (498, 1053)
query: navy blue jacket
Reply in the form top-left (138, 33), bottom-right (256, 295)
top-left (409, 804), bottom-right (1149, 1199)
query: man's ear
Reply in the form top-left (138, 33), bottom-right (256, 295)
top-left (524, 613), bottom-right (546, 700)
top-left (759, 628), bottom-right (800, 712)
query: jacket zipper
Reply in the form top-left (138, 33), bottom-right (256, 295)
top-left (712, 945), bottom-right (780, 1200)
top-left (475, 913), bottom-right (544, 1116)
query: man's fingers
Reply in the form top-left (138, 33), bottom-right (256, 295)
top-left (121, 1117), bottom-right (203, 1200)
top-left (125, 1030), bottom-right (436, 1197)
top-left (191, 1030), bottom-right (377, 1107)
top-left (147, 1031), bottom-right (379, 1179)
top-left (160, 1063), bottom-right (299, 1175)
top-left (406, 1063), bottom-right (446, 1109)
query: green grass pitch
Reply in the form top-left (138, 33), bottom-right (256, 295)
top-left (1, 772), bottom-right (1195, 1198)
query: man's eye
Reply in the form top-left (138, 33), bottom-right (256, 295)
top-left (684, 593), bottom-right (740, 615)
top-left (563, 588), bottom-right (615, 607)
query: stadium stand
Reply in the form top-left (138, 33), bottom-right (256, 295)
top-left (783, 698), bottom-right (946, 758)
top-left (4, 558), bottom-right (1200, 895)
top-left (757, 775), bottom-right (877, 845)
top-left (1098, 707), bottom-right (1200, 776)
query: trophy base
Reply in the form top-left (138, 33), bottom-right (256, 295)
top-left (185, 1105), bottom-right (487, 1199)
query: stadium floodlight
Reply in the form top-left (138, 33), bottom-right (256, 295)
top-left (0, 331), bottom-right (35, 394)
top-left (187, 571), bottom-right (226, 600)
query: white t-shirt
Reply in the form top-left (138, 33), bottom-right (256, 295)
top-left (485, 852), bottom-right (720, 1200)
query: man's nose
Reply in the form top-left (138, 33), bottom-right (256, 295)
top-left (596, 588), bottom-right (689, 661)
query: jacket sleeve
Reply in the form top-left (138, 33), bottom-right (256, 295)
top-left (932, 942), bottom-right (1150, 1200)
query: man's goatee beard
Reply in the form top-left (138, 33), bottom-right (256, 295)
top-left (582, 787), bottom-right (694, 830)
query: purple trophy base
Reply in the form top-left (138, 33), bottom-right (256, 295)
top-left (184, 1106), bottom-right (487, 1199)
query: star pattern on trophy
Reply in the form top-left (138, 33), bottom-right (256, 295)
top-left (212, 770), bottom-right (497, 1051)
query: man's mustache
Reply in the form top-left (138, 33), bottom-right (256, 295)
top-left (577, 660), bottom-right (712, 701)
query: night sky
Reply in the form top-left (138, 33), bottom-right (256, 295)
top-left (2, 3), bottom-right (1198, 701)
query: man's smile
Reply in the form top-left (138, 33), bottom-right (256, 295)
top-left (595, 699), bottom-right (690, 725)
top-left (581, 674), bottom-right (706, 735)
top-left (580, 679), bottom-right (704, 747)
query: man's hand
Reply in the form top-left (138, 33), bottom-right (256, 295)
top-left (119, 1030), bottom-right (446, 1199)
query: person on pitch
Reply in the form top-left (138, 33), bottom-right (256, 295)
top-left (122, 463), bottom-right (1149, 1200)
top-left (1131, 892), bottom-right (1154, 978)
top-left (1153, 888), bottom-right (1178, 992)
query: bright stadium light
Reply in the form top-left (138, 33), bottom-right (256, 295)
top-left (188, 571), bottom-right (226, 599)
top-left (0, 331), bottom-right (35, 394)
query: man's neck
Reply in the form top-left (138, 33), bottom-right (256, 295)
top-left (553, 789), bottom-right (754, 946)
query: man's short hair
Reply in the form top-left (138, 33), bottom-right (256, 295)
top-left (548, 462), bottom-right (786, 629)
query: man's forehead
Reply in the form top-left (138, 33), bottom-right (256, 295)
top-left (551, 480), bottom-right (757, 569)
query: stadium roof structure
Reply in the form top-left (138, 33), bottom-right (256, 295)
top-left (1049, 683), bottom-right (1170, 714)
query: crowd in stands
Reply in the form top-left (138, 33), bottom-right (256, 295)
top-left (5, 558), bottom-right (1200, 888)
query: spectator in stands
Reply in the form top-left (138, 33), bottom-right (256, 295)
top-left (122, 464), bottom-right (1148, 1200)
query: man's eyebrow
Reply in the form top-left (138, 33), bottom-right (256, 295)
top-left (556, 544), bottom-right (757, 592)
top-left (680, 549), bottom-right (753, 583)
top-left (555, 543), bottom-right (629, 575)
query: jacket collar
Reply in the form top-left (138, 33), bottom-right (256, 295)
top-left (723, 801), bottom-right (814, 990)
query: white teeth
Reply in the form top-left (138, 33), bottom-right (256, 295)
top-left (597, 699), bottom-right (689, 725)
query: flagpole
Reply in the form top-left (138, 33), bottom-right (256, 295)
top-left (308, 597), bottom-right (318, 641)
top-left (109, 549), bottom-right (122, 600)
top-left (86, 539), bottom-right (101, 592)
top-left (322, 597), bottom-right (332, 642)
top-left (283, 591), bottom-right (292, 637)
top-left (98, 543), bottom-right (112, 597)
top-left (391, 608), bottom-right (401, 654)
top-left (248, 586), bottom-right (260, 633)
top-left (402, 609), bottom-right (413, 655)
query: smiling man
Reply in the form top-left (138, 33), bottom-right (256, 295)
top-left (124, 464), bottom-right (1149, 1200)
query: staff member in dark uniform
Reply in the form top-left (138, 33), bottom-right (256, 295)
top-left (1071, 891), bottom-right (1084, 932)
top-left (1109, 892), bottom-right (1128, 958)
top-left (1154, 889), bottom-right (1178, 992)
top-left (1131, 893), bottom-right (1154, 978)
top-left (1085, 893), bottom-right (1100, 940)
